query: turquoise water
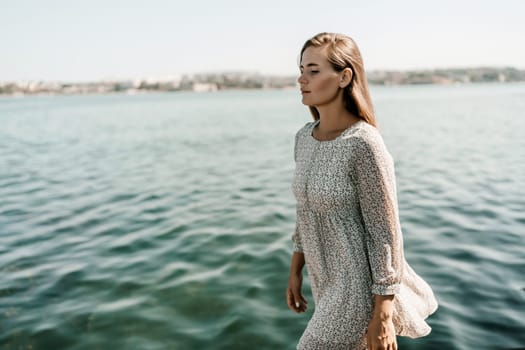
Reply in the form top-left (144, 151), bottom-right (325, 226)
top-left (1, 84), bottom-right (524, 349)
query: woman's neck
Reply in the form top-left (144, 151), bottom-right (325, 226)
top-left (316, 105), bottom-right (360, 133)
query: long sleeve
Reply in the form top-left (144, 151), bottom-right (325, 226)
top-left (352, 133), bottom-right (403, 295)
top-left (292, 222), bottom-right (303, 253)
top-left (291, 129), bottom-right (304, 253)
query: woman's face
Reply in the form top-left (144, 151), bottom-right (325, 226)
top-left (298, 46), bottom-right (342, 107)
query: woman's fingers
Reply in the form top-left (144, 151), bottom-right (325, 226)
top-left (300, 294), bottom-right (308, 304)
top-left (286, 288), bottom-right (296, 311)
top-left (367, 335), bottom-right (372, 350)
top-left (293, 292), bottom-right (307, 312)
top-left (286, 288), bottom-right (307, 313)
top-left (366, 339), bottom-right (396, 350)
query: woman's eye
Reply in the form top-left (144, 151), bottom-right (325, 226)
top-left (310, 71), bottom-right (319, 74)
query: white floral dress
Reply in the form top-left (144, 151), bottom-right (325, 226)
top-left (291, 119), bottom-right (438, 349)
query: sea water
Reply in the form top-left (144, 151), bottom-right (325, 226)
top-left (1, 83), bottom-right (524, 349)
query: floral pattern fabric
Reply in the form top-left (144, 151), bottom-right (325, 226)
top-left (291, 119), bottom-right (438, 349)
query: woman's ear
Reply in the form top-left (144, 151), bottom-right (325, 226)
top-left (340, 67), bottom-right (353, 88)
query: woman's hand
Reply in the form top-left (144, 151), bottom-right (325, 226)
top-left (366, 313), bottom-right (397, 350)
top-left (367, 294), bottom-right (397, 350)
top-left (286, 273), bottom-right (308, 313)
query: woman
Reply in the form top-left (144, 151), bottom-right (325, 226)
top-left (286, 32), bottom-right (438, 350)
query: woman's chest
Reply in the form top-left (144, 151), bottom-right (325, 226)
top-left (292, 141), bottom-right (358, 210)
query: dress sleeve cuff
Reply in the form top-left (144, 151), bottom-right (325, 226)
top-left (293, 242), bottom-right (303, 253)
top-left (371, 283), bottom-right (400, 295)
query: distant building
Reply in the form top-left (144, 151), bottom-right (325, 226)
top-left (192, 83), bottom-right (218, 92)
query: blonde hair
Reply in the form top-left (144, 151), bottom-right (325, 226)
top-left (299, 32), bottom-right (377, 128)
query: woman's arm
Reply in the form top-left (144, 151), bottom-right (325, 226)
top-left (286, 252), bottom-right (308, 313)
top-left (372, 294), bottom-right (394, 320)
top-left (352, 132), bottom-right (401, 349)
top-left (288, 129), bottom-right (308, 313)
top-left (289, 251), bottom-right (305, 277)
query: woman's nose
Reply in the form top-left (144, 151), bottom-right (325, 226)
top-left (297, 73), bottom-right (306, 84)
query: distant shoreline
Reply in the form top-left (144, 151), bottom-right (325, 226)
top-left (2, 82), bottom-right (525, 100)
top-left (2, 67), bottom-right (524, 97)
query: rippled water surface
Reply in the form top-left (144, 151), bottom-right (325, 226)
top-left (1, 84), bottom-right (524, 349)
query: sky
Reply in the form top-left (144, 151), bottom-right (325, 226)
top-left (1, 0), bottom-right (524, 82)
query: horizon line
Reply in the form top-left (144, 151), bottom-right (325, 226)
top-left (2, 65), bottom-right (524, 84)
